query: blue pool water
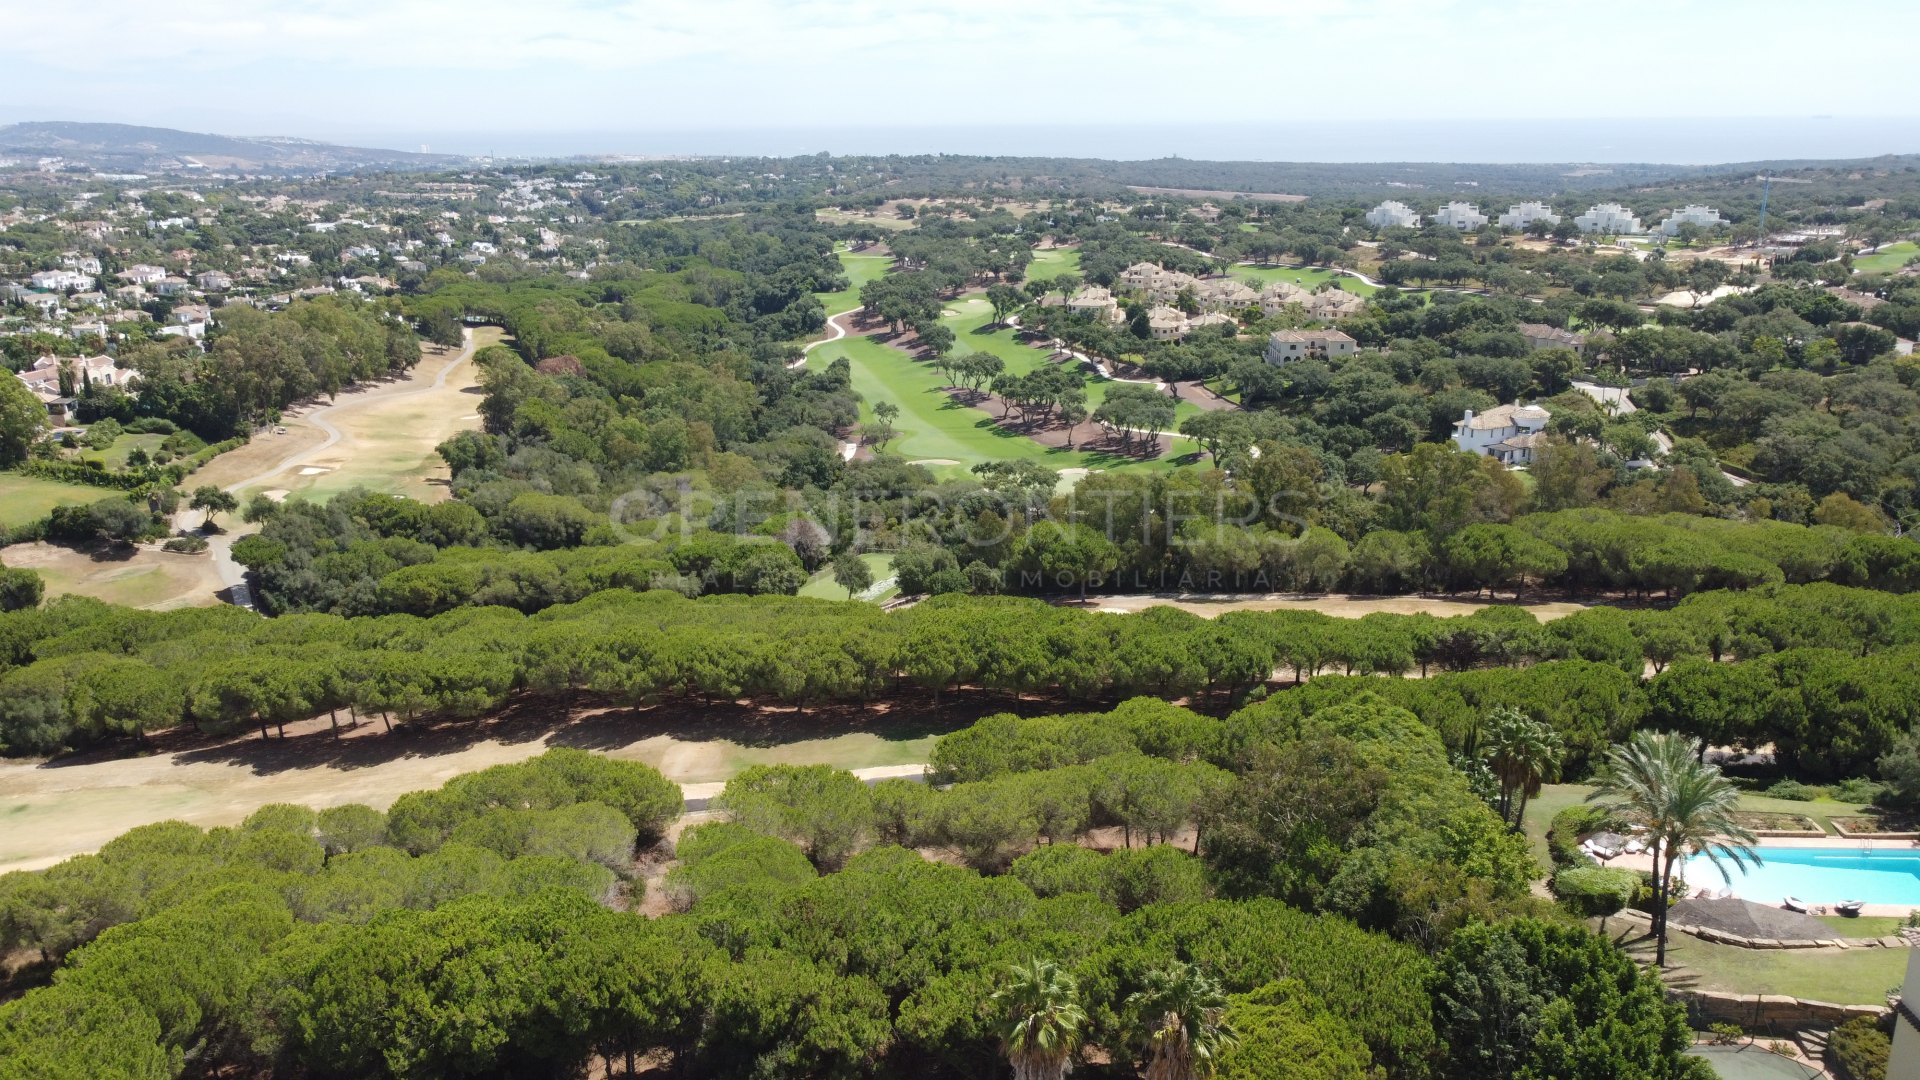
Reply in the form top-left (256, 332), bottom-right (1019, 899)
top-left (1682, 846), bottom-right (1920, 906)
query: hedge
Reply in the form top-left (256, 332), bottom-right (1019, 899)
top-left (1551, 866), bottom-right (1639, 918)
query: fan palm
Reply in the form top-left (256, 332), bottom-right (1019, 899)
top-left (1125, 962), bottom-right (1236, 1080)
top-left (994, 959), bottom-right (1087, 1080)
top-left (1483, 706), bottom-right (1564, 829)
top-left (1587, 730), bottom-right (1759, 966)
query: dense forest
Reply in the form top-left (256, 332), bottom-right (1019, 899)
top-left (0, 701), bottom-right (1711, 1080)
top-left (4, 146), bottom-right (1920, 1078)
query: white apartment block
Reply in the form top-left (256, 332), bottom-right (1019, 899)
top-left (1573, 203), bottom-right (1644, 235)
top-left (1498, 201), bottom-right (1561, 229)
top-left (1365, 200), bottom-right (1422, 229)
top-left (1657, 204), bottom-right (1727, 236)
top-left (1431, 202), bottom-right (1489, 230)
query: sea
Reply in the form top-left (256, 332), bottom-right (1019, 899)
top-left (361, 117), bottom-right (1920, 165)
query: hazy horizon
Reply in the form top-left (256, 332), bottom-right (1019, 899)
top-left (321, 117), bottom-right (1920, 165)
top-left (7, 116), bottom-right (1918, 168)
top-left (5, 0), bottom-right (1919, 164)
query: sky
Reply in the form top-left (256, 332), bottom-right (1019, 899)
top-left (3, 0), bottom-right (1919, 160)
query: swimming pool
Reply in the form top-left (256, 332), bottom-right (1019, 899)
top-left (1681, 845), bottom-right (1920, 906)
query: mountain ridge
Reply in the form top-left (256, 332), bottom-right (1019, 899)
top-left (0, 121), bottom-right (462, 173)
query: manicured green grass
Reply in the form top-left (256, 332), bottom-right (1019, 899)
top-left (0, 473), bottom-right (109, 529)
top-left (1232, 264), bottom-right (1379, 296)
top-left (1853, 241), bottom-right (1917, 275)
top-left (944, 298), bottom-right (1204, 427)
top-left (79, 434), bottom-right (168, 471)
top-left (816, 250), bottom-right (894, 318)
top-left (1023, 247), bottom-right (1081, 283)
top-left (1625, 930), bottom-right (1907, 1005)
top-left (691, 732), bottom-right (942, 783)
top-left (1814, 914), bottom-right (1905, 938)
top-left (809, 329), bottom-right (1190, 474)
top-left (1521, 784), bottom-right (1593, 865)
top-left (799, 554), bottom-right (898, 602)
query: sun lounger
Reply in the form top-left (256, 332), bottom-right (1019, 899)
top-left (1781, 896), bottom-right (1808, 913)
top-left (1835, 900), bottom-right (1865, 916)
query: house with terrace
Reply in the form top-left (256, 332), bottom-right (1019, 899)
top-left (1452, 403), bottom-right (1552, 466)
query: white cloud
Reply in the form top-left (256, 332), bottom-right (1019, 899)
top-left (3, 0), bottom-right (1917, 134)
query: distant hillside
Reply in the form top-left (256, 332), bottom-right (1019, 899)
top-left (0, 121), bottom-right (462, 173)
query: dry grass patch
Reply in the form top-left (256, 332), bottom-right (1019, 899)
top-left (0, 541), bottom-right (225, 610)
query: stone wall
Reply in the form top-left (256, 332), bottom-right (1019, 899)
top-left (1673, 988), bottom-right (1889, 1031)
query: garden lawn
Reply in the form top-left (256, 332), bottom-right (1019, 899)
top-left (1232, 264), bottom-right (1379, 296)
top-left (1633, 931), bottom-right (1906, 1005)
top-left (799, 554), bottom-right (898, 601)
top-left (1854, 241), bottom-right (1918, 275)
top-left (1815, 915), bottom-right (1904, 938)
top-left (0, 473), bottom-right (109, 529)
top-left (815, 250), bottom-right (893, 318)
top-left (79, 434), bottom-right (169, 471)
top-left (1523, 785), bottom-right (1874, 862)
top-left (1024, 247), bottom-right (1081, 283)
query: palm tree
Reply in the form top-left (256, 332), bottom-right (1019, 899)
top-left (1587, 731), bottom-right (1759, 967)
top-left (1124, 962), bottom-right (1236, 1080)
top-left (1482, 706), bottom-right (1564, 829)
top-left (994, 959), bottom-right (1087, 1080)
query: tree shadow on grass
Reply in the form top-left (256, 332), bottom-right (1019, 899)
top-left (142, 687), bottom-right (1089, 779)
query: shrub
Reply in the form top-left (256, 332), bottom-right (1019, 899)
top-left (163, 535), bottom-right (209, 554)
top-left (124, 417), bottom-right (178, 435)
top-left (1833, 778), bottom-right (1885, 804)
top-left (1765, 779), bottom-right (1821, 801)
top-left (1547, 804), bottom-right (1614, 868)
top-left (1827, 1016), bottom-right (1889, 1080)
top-left (1552, 866), bottom-right (1639, 919)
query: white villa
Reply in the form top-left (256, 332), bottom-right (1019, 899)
top-left (1498, 201), bottom-right (1561, 229)
top-left (1265, 329), bottom-right (1357, 364)
top-left (1574, 203), bottom-right (1644, 235)
top-left (1452, 403), bottom-right (1551, 465)
top-left (1432, 202), bottom-right (1489, 231)
top-left (1365, 200), bottom-right (1422, 229)
top-left (1657, 204), bottom-right (1727, 236)
top-left (1516, 322), bottom-right (1588, 353)
top-left (15, 354), bottom-right (132, 397)
top-left (28, 269), bottom-right (94, 291)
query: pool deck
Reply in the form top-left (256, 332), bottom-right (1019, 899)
top-left (1605, 836), bottom-right (1920, 919)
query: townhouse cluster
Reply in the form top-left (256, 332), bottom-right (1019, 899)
top-left (1366, 199), bottom-right (1728, 237)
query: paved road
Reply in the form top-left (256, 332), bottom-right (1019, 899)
top-left (173, 329), bottom-right (478, 608)
top-left (791, 307), bottom-right (856, 369)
